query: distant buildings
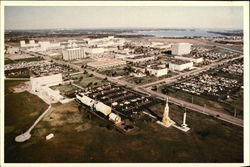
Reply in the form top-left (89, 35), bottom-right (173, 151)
top-left (124, 55), bottom-right (155, 63)
top-left (171, 43), bottom-right (192, 55)
top-left (20, 40), bottom-right (39, 48)
top-left (62, 48), bottom-right (86, 60)
top-left (169, 59), bottom-right (193, 71)
top-left (87, 59), bottom-right (126, 69)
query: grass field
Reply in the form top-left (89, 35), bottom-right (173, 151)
top-left (122, 71), bottom-right (178, 85)
top-left (157, 86), bottom-right (243, 119)
top-left (4, 80), bottom-right (243, 163)
top-left (72, 73), bottom-right (109, 88)
top-left (50, 84), bottom-right (80, 96)
top-left (5, 80), bottom-right (49, 163)
top-left (5, 57), bottom-right (44, 64)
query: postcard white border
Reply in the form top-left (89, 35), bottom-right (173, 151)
top-left (0, 1), bottom-right (249, 167)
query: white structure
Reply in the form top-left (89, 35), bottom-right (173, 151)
top-left (172, 43), bottom-right (192, 55)
top-left (109, 113), bottom-right (121, 124)
top-left (20, 40), bottom-right (26, 47)
top-left (30, 73), bottom-right (63, 92)
top-left (180, 111), bottom-right (190, 132)
top-left (76, 93), bottom-right (111, 116)
top-left (175, 55), bottom-right (203, 63)
top-left (39, 41), bottom-right (61, 51)
top-left (94, 101), bottom-right (112, 116)
top-left (62, 48), bottom-right (85, 60)
top-left (86, 47), bottom-right (106, 54)
top-left (46, 133), bottom-right (54, 140)
top-left (7, 47), bottom-right (19, 54)
top-left (20, 40), bottom-right (39, 48)
top-left (147, 66), bottom-right (168, 77)
top-left (87, 59), bottom-right (126, 69)
top-left (169, 59), bottom-right (193, 71)
top-left (156, 98), bottom-right (175, 127)
top-left (30, 74), bottom-right (69, 104)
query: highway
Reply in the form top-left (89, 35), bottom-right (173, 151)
top-left (28, 50), bottom-right (243, 127)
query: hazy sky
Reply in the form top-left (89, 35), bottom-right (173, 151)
top-left (5, 6), bottom-right (243, 30)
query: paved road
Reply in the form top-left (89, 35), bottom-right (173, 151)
top-left (31, 51), bottom-right (243, 127)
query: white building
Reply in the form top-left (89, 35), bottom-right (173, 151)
top-left (169, 59), bottom-right (193, 71)
top-left (147, 66), bottom-right (168, 77)
top-left (62, 48), bottom-right (85, 60)
top-left (174, 55), bottom-right (203, 63)
top-left (87, 59), bottom-right (126, 69)
top-left (39, 41), bottom-right (61, 51)
top-left (171, 43), bottom-right (192, 55)
top-left (7, 47), bottom-right (19, 54)
top-left (30, 73), bottom-right (69, 104)
top-left (30, 73), bottom-right (63, 92)
top-left (76, 93), bottom-right (112, 116)
top-left (86, 47), bottom-right (106, 54)
top-left (20, 40), bottom-right (39, 48)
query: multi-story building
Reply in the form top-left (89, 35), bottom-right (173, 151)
top-left (62, 48), bottom-right (85, 60)
top-left (171, 43), bottom-right (192, 55)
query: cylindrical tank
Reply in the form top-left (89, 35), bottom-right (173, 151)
top-left (76, 94), bottom-right (95, 107)
top-left (109, 113), bottom-right (121, 123)
top-left (94, 102), bottom-right (111, 116)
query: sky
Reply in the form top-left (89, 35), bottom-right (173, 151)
top-left (5, 6), bottom-right (243, 30)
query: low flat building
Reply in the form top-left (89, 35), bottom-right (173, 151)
top-left (62, 48), bottom-right (85, 60)
top-left (87, 59), bottom-right (126, 69)
top-left (30, 73), bottom-right (63, 92)
top-left (175, 55), bottom-right (203, 63)
top-left (169, 59), bottom-right (193, 71)
top-left (147, 65), bottom-right (168, 77)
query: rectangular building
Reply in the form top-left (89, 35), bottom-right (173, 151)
top-left (171, 43), bottom-right (192, 55)
top-left (62, 48), bottom-right (85, 60)
top-left (30, 73), bottom-right (63, 92)
top-left (147, 66), bottom-right (168, 77)
top-left (169, 59), bottom-right (193, 71)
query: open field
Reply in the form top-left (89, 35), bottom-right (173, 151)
top-left (4, 80), bottom-right (243, 163)
top-left (72, 73), bottom-right (109, 88)
top-left (157, 86), bottom-right (243, 119)
top-left (50, 84), bottom-right (81, 97)
top-left (122, 71), bottom-right (178, 85)
top-left (5, 56), bottom-right (44, 64)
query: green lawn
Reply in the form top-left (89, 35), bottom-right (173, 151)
top-left (5, 57), bottom-right (44, 64)
top-left (5, 80), bottom-right (49, 162)
top-left (4, 99), bottom-right (243, 163)
top-left (72, 73), bottom-right (109, 88)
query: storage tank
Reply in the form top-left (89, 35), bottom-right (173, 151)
top-left (76, 93), bottom-right (95, 107)
top-left (94, 102), bottom-right (111, 116)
